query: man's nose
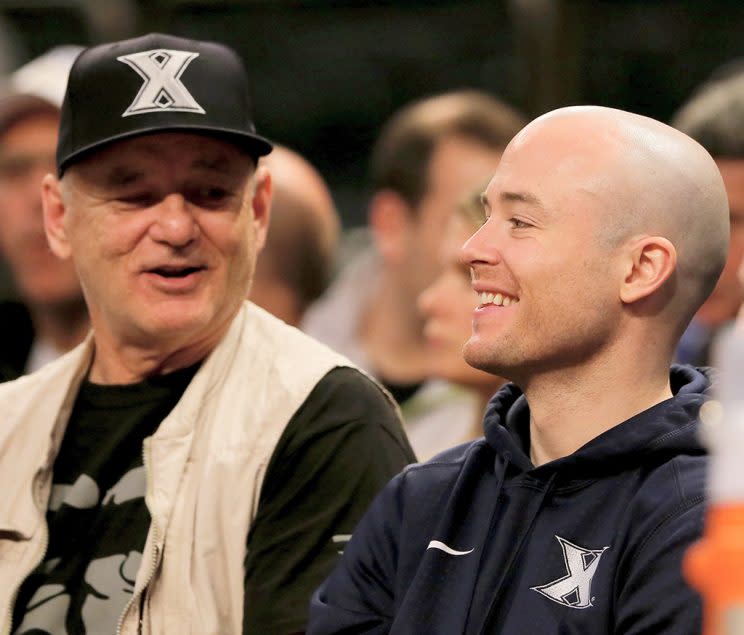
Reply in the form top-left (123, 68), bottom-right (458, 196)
top-left (150, 193), bottom-right (199, 247)
top-left (460, 220), bottom-right (502, 268)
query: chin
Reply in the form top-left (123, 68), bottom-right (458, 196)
top-left (463, 342), bottom-right (514, 380)
top-left (139, 306), bottom-right (215, 338)
top-left (463, 339), bottom-right (490, 371)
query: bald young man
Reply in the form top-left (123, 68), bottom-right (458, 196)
top-left (308, 106), bottom-right (729, 635)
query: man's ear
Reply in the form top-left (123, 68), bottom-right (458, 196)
top-left (368, 190), bottom-right (414, 266)
top-left (619, 235), bottom-right (677, 304)
top-left (42, 173), bottom-right (73, 260)
top-left (251, 164), bottom-right (272, 253)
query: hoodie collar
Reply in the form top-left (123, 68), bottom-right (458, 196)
top-left (484, 365), bottom-right (711, 483)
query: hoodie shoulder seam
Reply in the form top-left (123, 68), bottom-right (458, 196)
top-left (632, 493), bottom-right (704, 564)
top-left (400, 440), bottom-right (485, 482)
top-left (645, 420), bottom-right (698, 452)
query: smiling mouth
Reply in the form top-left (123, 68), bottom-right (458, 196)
top-left (478, 291), bottom-right (519, 308)
top-left (148, 266), bottom-right (205, 278)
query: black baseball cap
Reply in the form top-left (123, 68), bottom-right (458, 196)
top-left (56, 32), bottom-right (272, 175)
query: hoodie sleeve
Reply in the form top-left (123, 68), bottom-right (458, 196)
top-left (307, 470), bottom-right (408, 635)
top-left (614, 496), bottom-right (704, 634)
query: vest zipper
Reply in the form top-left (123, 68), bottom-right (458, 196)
top-left (115, 529), bottom-right (160, 635)
top-left (1, 472), bottom-right (51, 635)
top-left (116, 440), bottom-right (160, 635)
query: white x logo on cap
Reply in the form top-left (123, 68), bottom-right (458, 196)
top-left (117, 48), bottom-right (206, 117)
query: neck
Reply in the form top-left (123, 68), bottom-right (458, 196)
top-left (360, 269), bottom-right (430, 384)
top-left (522, 342), bottom-right (673, 467)
top-left (30, 299), bottom-right (90, 353)
top-left (88, 317), bottom-right (233, 385)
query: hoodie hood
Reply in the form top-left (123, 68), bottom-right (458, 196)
top-left (484, 364), bottom-right (712, 484)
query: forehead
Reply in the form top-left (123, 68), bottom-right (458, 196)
top-left (484, 119), bottom-right (618, 212)
top-left (508, 118), bottom-right (615, 176)
top-left (70, 131), bottom-right (253, 180)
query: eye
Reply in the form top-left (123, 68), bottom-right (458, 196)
top-left (118, 191), bottom-right (160, 207)
top-left (508, 217), bottom-right (532, 229)
top-left (188, 185), bottom-right (235, 208)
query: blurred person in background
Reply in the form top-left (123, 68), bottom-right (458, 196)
top-left (417, 184), bottom-right (505, 441)
top-left (250, 144), bottom-right (339, 326)
top-left (0, 33), bottom-right (413, 635)
top-left (0, 46), bottom-right (86, 381)
top-left (302, 90), bottom-right (526, 459)
top-left (672, 62), bottom-right (744, 365)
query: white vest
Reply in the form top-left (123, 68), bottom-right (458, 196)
top-left (0, 302), bottom-right (382, 634)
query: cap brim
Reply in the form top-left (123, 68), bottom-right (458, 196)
top-left (57, 124), bottom-right (273, 176)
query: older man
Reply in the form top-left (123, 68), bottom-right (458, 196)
top-left (308, 106), bottom-right (728, 634)
top-left (0, 33), bottom-right (414, 635)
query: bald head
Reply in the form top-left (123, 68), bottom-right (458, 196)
top-left (251, 145), bottom-right (339, 326)
top-left (506, 106), bottom-right (729, 331)
top-left (264, 145), bottom-right (338, 237)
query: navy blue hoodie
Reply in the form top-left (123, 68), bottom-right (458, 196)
top-left (308, 365), bottom-right (710, 634)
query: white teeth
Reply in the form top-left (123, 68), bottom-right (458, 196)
top-left (478, 291), bottom-right (519, 307)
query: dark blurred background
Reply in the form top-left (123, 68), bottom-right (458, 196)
top-left (0, 0), bottom-right (743, 227)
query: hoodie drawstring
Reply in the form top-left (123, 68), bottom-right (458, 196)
top-left (477, 472), bottom-right (559, 635)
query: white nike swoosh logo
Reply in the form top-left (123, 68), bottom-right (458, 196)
top-left (332, 534), bottom-right (352, 555)
top-left (426, 540), bottom-right (475, 556)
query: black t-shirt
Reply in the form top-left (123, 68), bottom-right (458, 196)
top-left (244, 367), bottom-right (415, 634)
top-left (12, 366), bottom-right (414, 635)
top-left (12, 363), bottom-right (198, 635)
top-left (381, 378), bottom-right (424, 408)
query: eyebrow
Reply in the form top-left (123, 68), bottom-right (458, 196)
top-left (192, 156), bottom-right (256, 183)
top-left (480, 190), bottom-right (545, 214)
top-left (100, 155), bottom-right (248, 187)
top-left (500, 190), bottom-right (544, 209)
top-left (102, 166), bottom-right (146, 188)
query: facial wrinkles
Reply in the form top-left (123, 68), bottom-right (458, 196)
top-left (65, 191), bottom-right (229, 311)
